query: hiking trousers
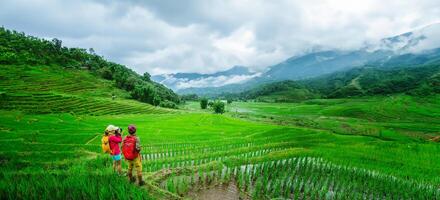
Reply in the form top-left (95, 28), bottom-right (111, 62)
top-left (127, 156), bottom-right (142, 176)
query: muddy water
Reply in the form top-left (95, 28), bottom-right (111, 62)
top-left (188, 181), bottom-right (246, 200)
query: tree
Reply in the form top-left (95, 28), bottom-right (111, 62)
top-left (212, 101), bottom-right (225, 114)
top-left (181, 94), bottom-right (198, 101)
top-left (98, 67), bottom-right (113, 80)
top-left (200, 98), bottom-right (208, 109)
top-left (51, 38), bottom-right (62, 51)
top-left (208, 101), bottom-right (214, 108)
top-left (227, 99), bottom-right (233, 104)
top-left (0, 51), bottom-right (17, 64)
top-left (131, 84), bottom-right (154, 104)
top-left (125, 76), bottom-right (138, 91)
top-left (153, 95), bottom-right (161, 106)
top-left (115, 72), bottom-right (129, 89)
top-left (88, 48), bottom-right (95, 55)
top-left (142, 72), bottom-right (151, 82)
top-left (159, 100), bottom-right (178, 109)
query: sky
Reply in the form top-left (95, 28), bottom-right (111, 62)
top-left (1, 0), bottom-right (440, 75)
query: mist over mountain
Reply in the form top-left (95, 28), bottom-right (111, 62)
top-left (175, 23), bottom-right (440, 96)
top-left (152, 66), bottom-right (260, 91)
top-left (368, 22), bottom-right (440, 53)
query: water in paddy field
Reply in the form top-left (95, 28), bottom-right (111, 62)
top-left (188, 181), bottom-right (248, 200)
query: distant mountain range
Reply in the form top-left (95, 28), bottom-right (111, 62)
top-left (156, 23), bottom-right (440, 96)
top-left (232, 64), bottom-right (440, 102)
top-left (151, 66), bottom-right (259, 91)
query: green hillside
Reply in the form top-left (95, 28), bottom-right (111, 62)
top-left (0, 65), bottom-right (173, 115)
top-left (0, 27), bottom-right (179, 108)
top-left (238, 80), bottom-right (320, 102)
top-left (306, 64), bottom-right (440, 98)
top-left (236, 64), bottom-right (440, 102)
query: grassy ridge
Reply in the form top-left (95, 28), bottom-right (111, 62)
top-left (0, 65), bottom-right (129, 97)
top-left (0, 65), bottom-right (173, 115)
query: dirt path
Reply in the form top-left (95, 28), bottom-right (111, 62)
top-left (85, 134), bottom-right (99, 145)
top-left (188, 181), bottom-right (245, 200)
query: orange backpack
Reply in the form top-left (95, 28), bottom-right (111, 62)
top-left (101, 135), bottom-right (112, 154)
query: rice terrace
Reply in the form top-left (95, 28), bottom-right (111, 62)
top-left (1, 1), bottom-right (440, 200)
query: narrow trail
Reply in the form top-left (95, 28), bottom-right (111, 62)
top-left (85, 134), bottom-right (100, 145)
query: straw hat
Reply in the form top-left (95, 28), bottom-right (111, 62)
top-left (105, 125), bottom-right (118, 133)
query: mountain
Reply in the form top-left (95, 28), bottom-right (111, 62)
top-left (180, 23), bottom-right (440, 96)
top-left (373, 48), bottom-right (440, 67)
top-left (258, 23), bottom-right (440, 84)
top-left (175, 50), bottom-right (390, 96)
top-left (152, 66), bottom-right (259, 91)
top-left (233, 63), bottom-right (440, 102)
top-left (259, 49), bottom-right (392, 81)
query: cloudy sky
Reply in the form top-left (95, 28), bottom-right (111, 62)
top-left (1, 0), bottom-right (440, 75)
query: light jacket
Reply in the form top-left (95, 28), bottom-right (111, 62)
top-left (109, 135), bottom-right (122, 155)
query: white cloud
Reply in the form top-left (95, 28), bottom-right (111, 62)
top-left (173, 73), bottom-right (261, 89)
top-left (1, 0), bottom-right (440, 75)
top-left (407, 23), bottom-right (440, 53)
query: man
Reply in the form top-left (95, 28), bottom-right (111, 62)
top-left (122, 125), bottom-right (144, 186)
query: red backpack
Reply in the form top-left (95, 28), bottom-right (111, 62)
top-left (122, 136), bottom-right (139, 160)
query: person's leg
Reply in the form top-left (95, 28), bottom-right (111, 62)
top-left (113, 159), bottom-right (116, 172)
top-left (117, 159), bottom-right (122, 174)
top-left (127, 160), bottom-right (135, 183)
top-left (135, 156), bottom-right (144, 186)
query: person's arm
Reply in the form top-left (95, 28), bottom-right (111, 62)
top-left (109, 135), bottom-right (122, 142)
top-left (136, 137), bottom-right (141, 152)
top-left (115, 135), bottom-right (122, 143)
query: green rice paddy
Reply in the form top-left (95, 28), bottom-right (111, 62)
top-left (1, 65), bottom-right (439, 199)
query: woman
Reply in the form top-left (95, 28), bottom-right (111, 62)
top-left (109, 127), bottom-right (123, 175)
top-left (101, 125), bottom-right (117, 154)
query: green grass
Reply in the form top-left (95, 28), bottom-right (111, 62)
top-left (1, 95), bottom-right (440, 199)
top-left (227, 95), bottom-right (440, 140)
top-left (1, 65), bottom-right (440, 199)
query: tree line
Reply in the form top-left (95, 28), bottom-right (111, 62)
top-left (200, 98), bottom-right (230, 114)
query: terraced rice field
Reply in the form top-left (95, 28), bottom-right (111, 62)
top-left (1, 65), bottom-right (440, 199)
top-left (0, 65), bottom-right (172, 115)
top-left (0, 92), bottom-right (171, 115)
top-left (1, 103), bottom-right (440, 199)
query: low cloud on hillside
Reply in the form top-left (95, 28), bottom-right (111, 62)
top-left (159, 73), bottom-right (261, 90)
